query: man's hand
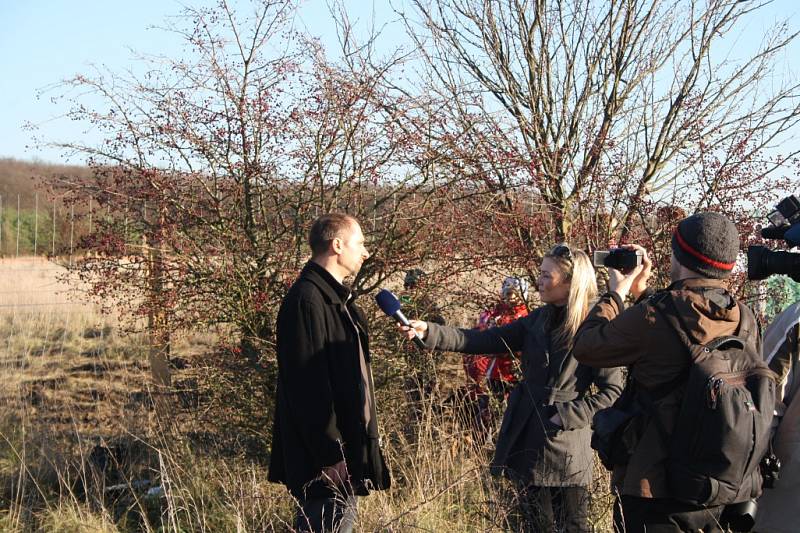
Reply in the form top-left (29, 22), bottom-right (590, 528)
top-left (399, 319), bottom-right (428, 341)
top-left (627, 244), bottom-right (652, 300)
top-left (320, 460), bottom-right (349, 489)
top-left (608, 244), bottom-right (651, 301)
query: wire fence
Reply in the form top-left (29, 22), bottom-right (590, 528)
top-left (0, 192), bottom-right (94, 262)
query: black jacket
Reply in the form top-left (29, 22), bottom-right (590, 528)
top-left (425, 304), bottom-right (624, 486)
top-left (268, 261), bottom-right (390, 498)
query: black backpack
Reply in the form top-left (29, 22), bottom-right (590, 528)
top-left (649, 292), bottom-right (778, 506)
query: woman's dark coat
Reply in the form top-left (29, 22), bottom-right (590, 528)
top-left (425, 305), bottom-right (624, 486)
top-left (268, 262), bottom-right (390, 499)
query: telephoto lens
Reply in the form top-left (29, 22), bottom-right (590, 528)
top-left (747, 245), bottom-right (800, 281)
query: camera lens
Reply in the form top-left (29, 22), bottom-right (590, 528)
top-left (747, 245), bottom-right (800, 280)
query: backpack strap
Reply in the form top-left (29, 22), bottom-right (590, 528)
top-left (704, 336), bottom-right (745, 352)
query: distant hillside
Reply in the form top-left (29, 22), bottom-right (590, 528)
top-left (0, 158), bottom-right (93, 256)
top-left (0, 158), bottom-right (93, 208)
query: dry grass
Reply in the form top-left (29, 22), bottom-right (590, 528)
top-left (0, 258), bottom-right (147, 440)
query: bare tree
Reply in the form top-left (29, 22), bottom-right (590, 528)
top-left (402, 0), bottom-right (800, 267)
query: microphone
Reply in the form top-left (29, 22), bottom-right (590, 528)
top-left (375, 289), bottom-right (426, 349)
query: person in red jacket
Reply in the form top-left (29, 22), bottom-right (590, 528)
top-left (463, 276), bottom-right (529, 432)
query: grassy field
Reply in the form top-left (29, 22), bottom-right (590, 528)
top-left (0, 257), bottom-right (614, 532)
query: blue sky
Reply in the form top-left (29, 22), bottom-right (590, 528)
top-left (1, 1), bottom-right (799, 164)
top-left (1, 0), bottom-right (180, 162)
top-left (0, 0), bottom-right (393, 163)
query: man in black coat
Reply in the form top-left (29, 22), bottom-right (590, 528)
top-left (268, 213), bottom-right (390, 533)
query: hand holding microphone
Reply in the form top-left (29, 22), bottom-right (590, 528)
top-left (402, 319), bottom-right (428, 344)
top-left (375, 289), bottom-right (428, 349)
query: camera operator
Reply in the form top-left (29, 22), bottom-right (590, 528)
top-left (573, 212), bottom-right (763, 533)
top-left (754, 299), bottom-right (800, 533)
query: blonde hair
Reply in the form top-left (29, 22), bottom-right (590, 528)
top-left (544, 245), bottom-right (598, 348)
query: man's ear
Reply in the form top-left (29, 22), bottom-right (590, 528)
top-left (331, 237), bottom-right (344, 255)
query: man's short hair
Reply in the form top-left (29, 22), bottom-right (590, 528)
top-left (309, 213), bottom-right (358, 256)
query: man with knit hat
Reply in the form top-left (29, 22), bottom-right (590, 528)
top-left (573, 212), bottom-right (760, 533)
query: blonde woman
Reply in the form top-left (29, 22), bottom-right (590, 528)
top-left (402, 244), bottom-right (623, 532)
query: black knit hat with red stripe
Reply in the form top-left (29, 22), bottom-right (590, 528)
top-left (671, 212), bottom-right (739, 279)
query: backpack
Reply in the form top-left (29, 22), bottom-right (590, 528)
top-left (649, 292), bottom-right (778, 506)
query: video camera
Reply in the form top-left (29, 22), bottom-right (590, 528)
top-left (747, 194), bottom-right (800, 282)
top-left (593, 248), bottom-right (643, 274)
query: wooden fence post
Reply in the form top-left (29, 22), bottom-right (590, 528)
top-left (146, 212), bottom-right (171, 389)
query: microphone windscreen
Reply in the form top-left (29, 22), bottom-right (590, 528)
top-left (375, 289), bottom-right (402, 316)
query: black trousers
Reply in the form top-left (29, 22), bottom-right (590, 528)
top-left (295, 494), bottom-right (357, 533)
top-left (513, 485), bottom-right (591, 533)
top-left (614, 495), bottom-right (724, 533)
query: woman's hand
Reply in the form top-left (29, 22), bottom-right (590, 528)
top-left (398, 319), bottom-right (428, 341)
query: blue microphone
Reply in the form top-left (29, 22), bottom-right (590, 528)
top-left (375, 289), bottom-right (426, 349)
